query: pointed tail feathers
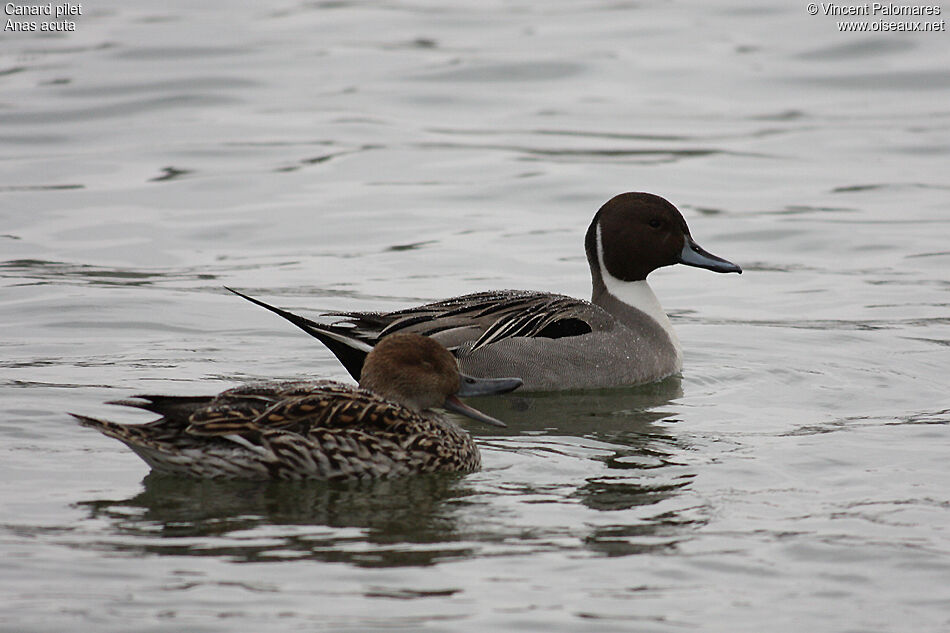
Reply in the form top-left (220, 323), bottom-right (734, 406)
top-left (105, 394), bottom-right (212, 419)
top-left (71, 413), bottom-right (149, 444)
top-left (226, 287), bottom-right (372, 380)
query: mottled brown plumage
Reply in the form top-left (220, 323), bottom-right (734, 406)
top-left (73, 334), bottom-right (521, 480)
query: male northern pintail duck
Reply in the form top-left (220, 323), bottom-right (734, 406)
top-left (229, 192), bottom-right (741, 391)
top-left (73, 333), bottom-right (522, 480)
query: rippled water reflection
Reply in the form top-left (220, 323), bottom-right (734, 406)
top-left (3, 0), bottom-right (950, 631)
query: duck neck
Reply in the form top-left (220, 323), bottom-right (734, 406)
top-left (589, 225), bottom-right (682, 357)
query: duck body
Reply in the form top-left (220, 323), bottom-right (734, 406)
top-left (319, 288), bottom-right (680, 392)
top-left (74, 334), bottom-right (521, 480)
top-left (230, 192), bottom-right (741, 392)
top-left (75, 381), bottom-right (480, 480)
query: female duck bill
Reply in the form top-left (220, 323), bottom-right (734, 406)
top-left (445, 373), bottom-right (523, 428)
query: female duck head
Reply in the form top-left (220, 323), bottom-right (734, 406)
top-left (358, 333), bottom-right (521, 426)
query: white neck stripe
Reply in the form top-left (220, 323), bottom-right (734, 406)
top-left (596, 225), bottom-right (682, 355)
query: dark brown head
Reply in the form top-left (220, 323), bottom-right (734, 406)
top-left (584, 192), bottom-right (741, 284)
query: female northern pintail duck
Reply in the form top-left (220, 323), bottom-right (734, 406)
top-left (229, 192), bottom-right (741, 391)
top-left (73, 333), bottom-right (522, 480)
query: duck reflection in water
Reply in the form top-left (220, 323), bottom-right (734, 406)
top-left (79, 473), bottom-right (482, 567)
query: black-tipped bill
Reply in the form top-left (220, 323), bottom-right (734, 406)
top-left (679, 237), bottom-right (742, 274)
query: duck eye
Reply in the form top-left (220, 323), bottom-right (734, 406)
top-left (648, 219), bottom-right (662, 229)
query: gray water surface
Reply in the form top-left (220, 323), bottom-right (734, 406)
top-left (2, 1), bottom-right (949, 632)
